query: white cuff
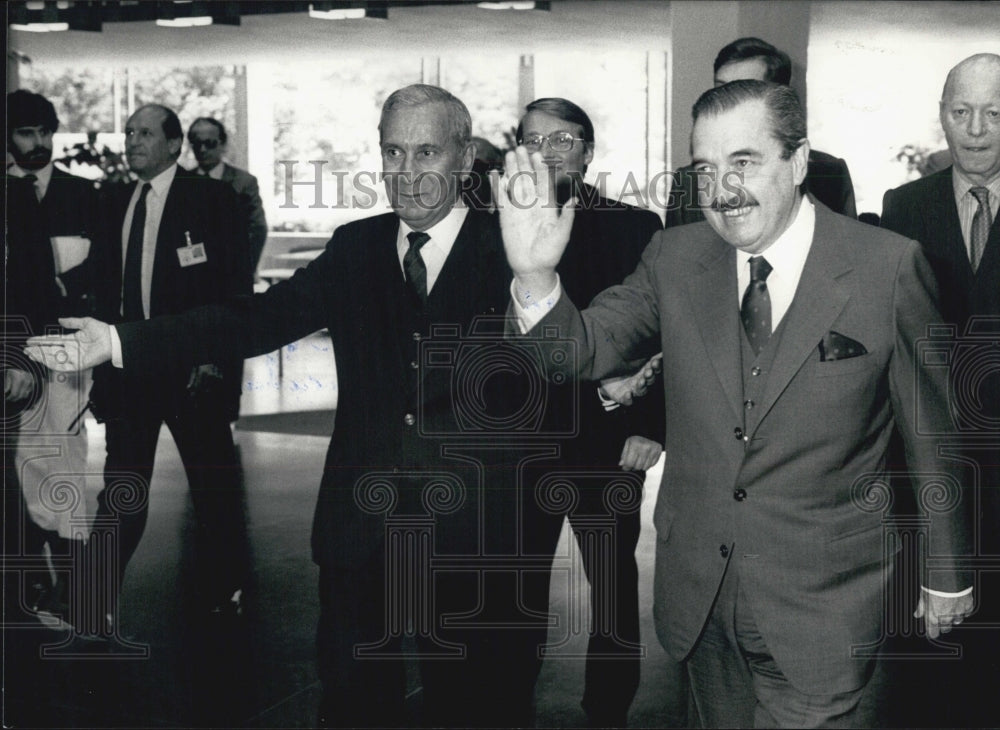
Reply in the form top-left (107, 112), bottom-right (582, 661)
top-left (921, 585), bottom-right (973, 598)
top-left (510, 275), bottom-right (562, 334)
top-left (598, 387), bottom-right (621, 411)
top-left (110, 325), bottom-right (123, 368)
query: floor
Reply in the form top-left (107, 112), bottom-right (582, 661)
top-left (5, 334), bottom-right (687, 728)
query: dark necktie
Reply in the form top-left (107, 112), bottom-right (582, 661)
top-left (970, 186), bottom-right (992, 272)
top-left (404, 231), bottom-right (430, 304)
top-left (741, 255), bottom-right (773, 355)
top-left (23, 173), bottom-right (40, 202)
top-left (123, 183), bottom-right (151, 321)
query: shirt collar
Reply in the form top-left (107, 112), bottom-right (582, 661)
top-left (140, 164), bottom-right (178, 199)
top-left (736, 195), bottom-right (815, 274)
top-left (951, 166), bottom-right (1000, 205)
top-left (198, 161), bottom-right (225, 180)
top-left (8, 161), bottom-right (53, 193)
top-left (396, 203), bottom-right (469, 257)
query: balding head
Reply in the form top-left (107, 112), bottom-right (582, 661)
top-left (939, 53), bottom-right (1000, 186)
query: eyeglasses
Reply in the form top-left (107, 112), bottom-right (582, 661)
top-left (519, 132), bottom-right (586, 153)
top-left (190, 138), bottom-right (220, 150)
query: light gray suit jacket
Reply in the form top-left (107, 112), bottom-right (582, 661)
top-left (534, 199), bottom-right (972, 694)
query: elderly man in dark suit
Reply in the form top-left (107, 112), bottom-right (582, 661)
top-left (187, 117), bottom-right (269, 271)
top-left (500, 79), bottom-right (973, 727)
top-left (27, 85), bottom-right (557, 728)
top-left (6, 89), bottom-right (99, 619)
top-left (83, 104), bottom-right (252, 627)
top-left (515, 96), bottom-right (664, 728)
top-left (666, 37), bottom-right (857, 228)
top-left (881, 52), bottom-right (1000, 728)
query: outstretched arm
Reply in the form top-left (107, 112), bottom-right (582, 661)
top-left (25, 317), bottom-right (112, 372)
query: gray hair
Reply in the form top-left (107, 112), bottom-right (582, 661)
top-left (379, 84), bottom-right (472, 147)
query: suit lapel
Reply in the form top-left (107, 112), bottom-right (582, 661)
top-left (926, 169), bottom-right (975, 282)
top-left (750, 206), bottom-right (852, 436)
top-left (687, 240), bottom-right (743, 423)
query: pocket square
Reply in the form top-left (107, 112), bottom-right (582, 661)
top-left (818, 331), bottom-right (868, 361)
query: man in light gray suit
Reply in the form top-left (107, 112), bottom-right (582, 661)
top-left (500, 80), bottom-right (975, 727)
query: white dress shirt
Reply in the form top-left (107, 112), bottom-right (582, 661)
top-left (396, 204), bottom-right (468, 294)
top-left (121, 165), bottom-right (177, 319)
top-left (951, 167), bottom-right (1000, 263)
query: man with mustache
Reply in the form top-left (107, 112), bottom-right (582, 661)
top-left (665, 37), bottom-right (857, 228)
top-left (501, 79), bottom-right (973, 726)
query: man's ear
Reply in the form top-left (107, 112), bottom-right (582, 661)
top-left (583, 142), bottom-right (595, 168)
top-left (168, 137), bottom-right (183, 159)
top-left (792, 138), bottom-right (810, 188)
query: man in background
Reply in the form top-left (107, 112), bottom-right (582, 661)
top-left (6, 89), bottom-right (98, 619)
top-left (881, 52), bottom-right (1000, 728)
top-left (85, 104), bottom-right (252, 630)
top-left (666, 37), bottom-right (857, 227)
top-left (516, 96), bottom-right (663, 728)
top-left (187, 117), bottom-right (268, 271)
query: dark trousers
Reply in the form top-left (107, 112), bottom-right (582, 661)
top-left (686, 560), bottom-right (875, 729)
top-left (528, 465), bottom-right (644, 726)
top-left (91, 398), bottom-right (246, 614)
top-left (316, 558), bottom-right (550, 728)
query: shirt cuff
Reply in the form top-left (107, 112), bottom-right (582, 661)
top-left (921, 585), bottom-right (973, 598)
top-left (510, 275), bottom-right (562, 334)
top-left (110, 325), bottom-right (124, 368)
top-left (598, 386), bottom-right (621, 411)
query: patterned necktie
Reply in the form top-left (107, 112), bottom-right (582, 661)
top-left (969, 186), bottom-right (992, 273)
top-left (741, 255), bottom-right (773, 355)
top-left (123, 183), bottom-right (152, 321)
top-left (404, 231), bottom-right (431, 304)
top-left (23, 173), bottom-right (40, 202)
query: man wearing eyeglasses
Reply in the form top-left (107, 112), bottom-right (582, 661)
top-left (516, 97), bottom-right (664, 728)
top-left (188, 118), bottom-right (268, 271)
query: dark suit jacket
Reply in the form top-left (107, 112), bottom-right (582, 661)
top-left (219, 163), bottom-right (268, 270)
top-left (533, 200), bottom-right (970, 695)
top-left (665, 149), bottom-right (857, 228)
top-left (5, 176), bottom-right (62, 340)
top-left (554, 188), bottom-right (664, 464)
top-left (114, 208), bottom-right (518, 568)
top-left (90, 167), bottom-right (251, 419)
top-left (881, 166), bottom-right (1000, 327)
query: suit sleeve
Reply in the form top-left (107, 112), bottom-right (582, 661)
top-left (537, 232), bottom-right (665, 383)
top-left (241, 172), bottom-right (269, 270)
top-left (879, 188), bottom-right (903, 235)
top-left (116, 232), bottom-right (337, 382)
top-left (617, 209), bottom-right (666, 445)
top-left (888, 240), bottom-right (972, 592)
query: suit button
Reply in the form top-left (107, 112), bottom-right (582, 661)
top-left (744, 400), bottom-right (754, 410)
top-left (412, 332), bottom-right (422, 341)
top-left (733, 488), bottom-right (747, 501)
top-left (410, 360), bottom-right (419, 370)
top-left (734, 427), bottom-right (744, 440)
top-left (751, 367), bottom-right (761, 376)
top-left (403, 413), bottom-right (416, 426)
top-left (719, 544), bottom-right (730, 558)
